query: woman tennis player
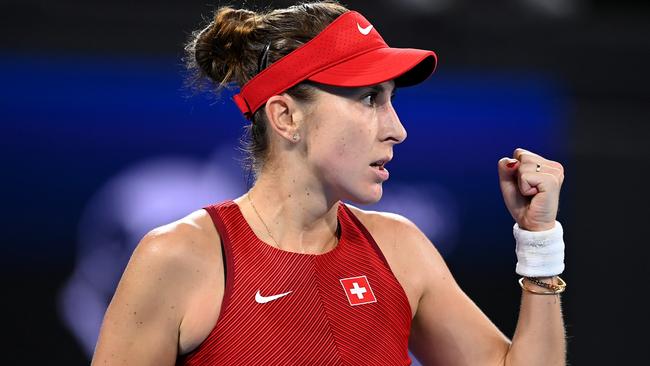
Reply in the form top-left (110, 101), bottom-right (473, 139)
top-left (92, 2), bottom-right (567, 365)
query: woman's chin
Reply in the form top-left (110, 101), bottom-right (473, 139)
top-left (346, 185), bottom-right (383, 205)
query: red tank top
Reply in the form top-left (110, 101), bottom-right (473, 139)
top-left (177, 200), bottom-right (413, 365)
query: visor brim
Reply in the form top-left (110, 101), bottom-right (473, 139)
top-left (308, 47), bottom-right (437, 88)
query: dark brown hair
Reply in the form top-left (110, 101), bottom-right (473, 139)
top-left (185, 1), bottom-right (348, 177)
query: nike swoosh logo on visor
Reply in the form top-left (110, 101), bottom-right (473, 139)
top-left (357, 23), bottom-right (373, 35)
top-left (255, 290), bottom-right (293, 304)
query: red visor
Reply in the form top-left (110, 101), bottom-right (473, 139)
top-left (232, 11), bottom-right (437, 120)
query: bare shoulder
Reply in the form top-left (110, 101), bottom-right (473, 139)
top-left (92, 208), bottom-right (223, 364)
top-left (140, 208), bottom-right (220, 262)
top-left (128, 208), bottom-right (222, 283)
top-left (132, 207), bottom-right (225, 327)
top-left (344, 204), bottom-right (437, 259)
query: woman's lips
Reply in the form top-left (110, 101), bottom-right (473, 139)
top-left (371, 165), bottom-right (389, 181)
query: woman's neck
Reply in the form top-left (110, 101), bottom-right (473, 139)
top-left (234, 169), bottom-right (340, 254)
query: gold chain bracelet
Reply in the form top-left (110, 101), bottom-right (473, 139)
top-left (518, 276), bottom-right (566, 295)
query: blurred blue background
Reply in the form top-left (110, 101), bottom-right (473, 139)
top-left (2, 0), bottom-right (648, 364)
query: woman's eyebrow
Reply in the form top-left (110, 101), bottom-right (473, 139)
top-left (363, 84), bottom-right (396, 95)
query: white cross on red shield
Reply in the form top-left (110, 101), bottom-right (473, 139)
top-left (339, 275), bottom-right (377, 306)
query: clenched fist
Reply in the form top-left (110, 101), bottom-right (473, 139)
top-left (498, 148), bottom-right (565, 232)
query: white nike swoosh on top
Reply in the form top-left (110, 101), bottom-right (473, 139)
top-left (357, 23), bottom-right (373, 35)
top-left (255, 290), bottom-right (293, 304)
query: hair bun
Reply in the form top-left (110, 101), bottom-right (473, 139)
top-left (185, 2), bottom-right (348, 98)
top-left (190, 7), bottom-right (260, 87)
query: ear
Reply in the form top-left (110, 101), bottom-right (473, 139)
top-left (264, 94), bottom-right (304, 142)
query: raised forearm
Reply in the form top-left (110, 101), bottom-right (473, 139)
top-left (505, 277), bottom-right (566, 366)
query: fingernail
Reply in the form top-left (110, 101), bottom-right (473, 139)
top-left (506, 161), bottom-right (517, 168)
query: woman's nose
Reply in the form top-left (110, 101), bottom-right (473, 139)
top-left (382, 102), bottom-right (407, 144)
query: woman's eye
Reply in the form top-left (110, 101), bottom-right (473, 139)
top-left (362, 93), bottom-right (378, 106)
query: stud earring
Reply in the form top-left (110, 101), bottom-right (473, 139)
top-left (292, 133), bottom-right (300, 142)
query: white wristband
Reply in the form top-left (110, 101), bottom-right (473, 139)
top-left (514, 221), bottom-right (565, 277)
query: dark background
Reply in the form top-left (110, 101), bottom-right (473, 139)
top-left (2, 0), bottom-right (649, 364)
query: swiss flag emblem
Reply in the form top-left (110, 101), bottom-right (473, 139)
top-left (340, 275), bottom-right (377, 306)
